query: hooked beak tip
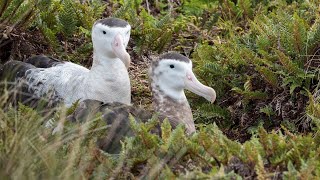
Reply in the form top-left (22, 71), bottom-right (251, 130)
top-left (185, 71), bottom-right (216, 103)
top-left (124, 54), bottom-right (131, 69)
top-left (112, 34), bottom-right (131, 69)
top-left (210, 89), bottom-right (217, 103)
top-left (206, 88), bottom-right (216, 103)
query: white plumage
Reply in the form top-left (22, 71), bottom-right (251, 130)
top-left (20, 18), bottom-right (132, 107)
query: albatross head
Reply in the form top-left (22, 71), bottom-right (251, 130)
top-left (92, 18), bottom-right (131, 69)
top-left (150, 52), bottom-right (216, 103)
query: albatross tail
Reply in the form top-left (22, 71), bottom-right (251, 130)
top-left (0, 60), bottom-right (59, 110)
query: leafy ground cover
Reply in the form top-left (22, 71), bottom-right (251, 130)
top-left (1, 0), bottom-right (320, 179)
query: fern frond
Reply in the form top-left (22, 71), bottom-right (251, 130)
top-left (274, 49), bottom-right (303, 75)
top-left (307, 19), bottom-right (320, 55)
top-left (255, 154), bottom-right (267, 180)
top-left (255, 65), bottom-right (279, 88)
top-left (40, 24), bottom-right (59, 48)
top-left (112, 1), bottom-right (129, 19)
top-left (155, 14), bottom-right (171, 29)
top-left (161, 119), bottom-right (172, 146)
top-left (244, 76), bottom-right (252, 92)
top-left (237, 0), bottom-right (253, 19)
top-left (58, 0), bottom-right (78, 38)
top-left (292, 12), bottom-right (307, 56)
top-left (198, 103), bottom-right (230, 120)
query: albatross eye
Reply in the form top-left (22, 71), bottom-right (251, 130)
top-left (102, 30), bottom-right (106, 34)
top-left (170, 64), bottom-right (174, 69)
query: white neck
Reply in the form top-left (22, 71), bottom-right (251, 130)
top-left (153, 81), bottom-right (187, 102)
top-left (90, 49), bottom-right (126, 74)
top-left (84, 48), bottom-right (131, 104)
top-left (152, 81), bottom-right (187, 103)
top-left (164, 89), bottom-right (187, 102)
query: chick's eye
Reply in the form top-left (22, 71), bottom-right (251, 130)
top-left (102, 30), bottom-right (106, 34)
top-left (170, 64), bottom-right (174, 69)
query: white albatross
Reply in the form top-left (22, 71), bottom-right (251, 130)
top-left (0, 17), bottom-right (132, 107)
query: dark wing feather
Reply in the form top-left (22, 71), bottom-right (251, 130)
top-left (67, 99), bottom-right (156, 154)
top-left (0, 60), bottom-right (35, 108)
top-left (25, 55), bottom-right (62, 68)
top-left (0, 60), bottom-right (60, 110)
top-left (1, 60), bottom-right (35, 81)
top-left (98, 103), bottom-right (159, 153)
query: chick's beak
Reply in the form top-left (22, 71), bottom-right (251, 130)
top-left (112, 33), bottom-right (130, 69)
top-left (184, 70), bottom-right (216, 103)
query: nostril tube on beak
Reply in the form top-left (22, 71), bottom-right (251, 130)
top-left (185, 70), bottom-right (216, 103)
top-left (112, 33), bottom-right (131, 69)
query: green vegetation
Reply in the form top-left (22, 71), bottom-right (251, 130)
top-left (0, 0), bottom-right (50, 52)
top-left (1, 0), bottom-right (320, 178)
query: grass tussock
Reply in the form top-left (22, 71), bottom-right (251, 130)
top-left (1, 90), bottom-right (320, 178)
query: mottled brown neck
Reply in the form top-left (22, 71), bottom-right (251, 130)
top-left (151, 84), bottom-right (196, 134)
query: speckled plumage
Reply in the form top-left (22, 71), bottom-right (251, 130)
top-left (149, 53), bottom-right (196, 134)
top-left (151, 87), bottom-right (195, 133)
top-left (149, 52), bottom-right (215, 134)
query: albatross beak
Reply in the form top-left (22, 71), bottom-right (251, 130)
top-left (112, 33), bottom-right (130, 69)
top-left (184, 70), bottom-right (216, 103)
